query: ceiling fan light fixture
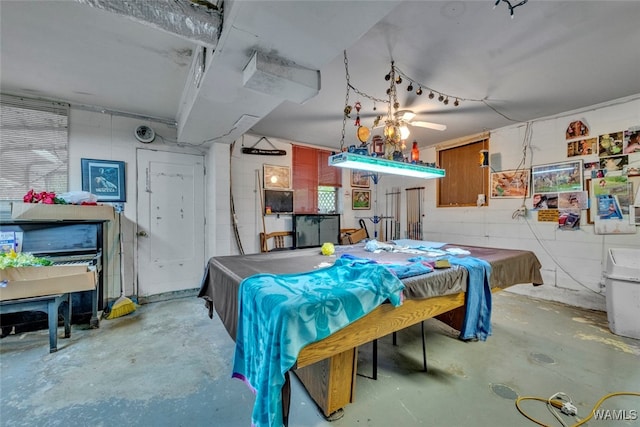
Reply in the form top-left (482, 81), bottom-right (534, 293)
top-left (399, 124), bottom-right (410, 140)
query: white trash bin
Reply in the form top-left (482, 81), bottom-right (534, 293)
top-left (604, 248), bottom-right (640, 340)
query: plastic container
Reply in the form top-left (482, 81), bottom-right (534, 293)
top-left (604, 248), bottom-right (640, 340)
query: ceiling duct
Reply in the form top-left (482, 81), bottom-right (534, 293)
top-left (75, 0), bottom-right (222, 46)
top-left (243, 52), bottom-right (321, 104)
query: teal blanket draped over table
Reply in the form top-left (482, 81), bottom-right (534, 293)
top-left (448, 256), bottom-right (492, 341)
top-left (232, 259), bottom-right (405, 427)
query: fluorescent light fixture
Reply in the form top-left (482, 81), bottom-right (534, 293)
top-left (329, 152), bottom-right (446, 179)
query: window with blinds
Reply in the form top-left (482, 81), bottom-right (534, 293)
top-left (0, 95), bottom-right (69, 200)
top-left (292, 145), bottom-right (342, 214)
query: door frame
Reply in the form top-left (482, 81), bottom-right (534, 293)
top-left (134, 147), bottom-right (206, 299)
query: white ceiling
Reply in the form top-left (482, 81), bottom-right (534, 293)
top-left (2, 0), bottom-right (640, 152)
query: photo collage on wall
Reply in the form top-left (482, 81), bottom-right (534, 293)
top-left (557, 120), bottom-right (640, 234)
top-left (529, 120), bottom-right (638, 232)
top-left (531, 159), bottom-right (585, 230)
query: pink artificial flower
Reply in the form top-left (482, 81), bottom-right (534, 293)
top-left (23, 189), bottom-right (36, 203)
top-left (22, 189), bottom-right (58, 204)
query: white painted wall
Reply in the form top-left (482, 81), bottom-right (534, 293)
top-left (420, 96), bottom-right (640, 311)
top-left (68, 108), bottom-right (204, 300)
top-left (65, 96), bottom-right (639, 310)
top-left (215, 96), bottom-right (640, 311)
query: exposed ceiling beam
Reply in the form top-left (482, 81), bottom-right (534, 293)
top-left (75, 0), bottom-right (222, 46)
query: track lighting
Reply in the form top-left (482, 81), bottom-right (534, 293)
top-left (407, 83), bottom-right (413, 91)
top-left (428, 91), bottom-right (434, 99)
top-left (395, 76), bottom-right (402, 84)
top-left (438, 94), bottom-right (444, 102)
top-left (385, 73), bottom-right (391, 81)
top-left (454, 98), bottom-right (460, 107)
top-left (443, 97), bottom-right (449, 105)
top-left (416, 87), bottom-right (423, 95)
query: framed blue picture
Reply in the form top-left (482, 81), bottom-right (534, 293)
top-left (81, 158), bottom-right (126, 202)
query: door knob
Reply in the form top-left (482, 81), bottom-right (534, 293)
top-left (137, 230), bottom-right (148, 237)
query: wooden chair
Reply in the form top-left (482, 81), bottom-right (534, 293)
top-left (260, 231), bottom-right (293, 253)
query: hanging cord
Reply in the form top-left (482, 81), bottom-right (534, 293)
top-left (341, 50), bottom-right (392, 152)
top-left (230, 140), bottom-right (244, 254)
top-left (515, 391), bottom-right (640, 427)
top-left (524, 216), bottom-right (605, 296)
top-left (257, 169), bottom-right (266, 236)
top-left (510, 121), bottom-right (603, 296)
top-left (339, 50), bottom-right (351, 152)
top-left (512, 121), bottom-right (533, 219)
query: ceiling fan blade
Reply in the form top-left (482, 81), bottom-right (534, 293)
top-left (413, 103), bottom-right (487, 115)
top-left (411, 121), bottom-right (447, 131)
top-left (395, 109), bottom-right (416, 121)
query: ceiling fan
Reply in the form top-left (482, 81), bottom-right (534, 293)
top-left (376, 109), bottom-right (447, 132)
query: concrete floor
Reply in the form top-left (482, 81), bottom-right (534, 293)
top-left (1, 291), bottom-right (639, 427)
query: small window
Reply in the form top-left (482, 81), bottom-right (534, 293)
top-left (0, 95), bottom-right (69, 200)
top-left (437, 138), bottom-right (489, 207)
top-left (318, 186), bottom-right (338, 214)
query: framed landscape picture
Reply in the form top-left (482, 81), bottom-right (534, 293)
top-left (81, 158), bottom-right (126, 202)
top-left (531, 160), bottom-right (583, 194)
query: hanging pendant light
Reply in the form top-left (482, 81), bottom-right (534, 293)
top-left (332, 52), bottom-right (446, 179)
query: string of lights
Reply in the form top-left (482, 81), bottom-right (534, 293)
top-left (392, 65), bottom-right (486, 108)
top-left (342, 50), bottom-right (523, 128)
top-left (494, 0), bottom-right (528, 18)
top-left (391, 64), bottom-right (521, 122)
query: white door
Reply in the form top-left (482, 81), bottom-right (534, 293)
top-left (136, 149), bottom-right (205, 297)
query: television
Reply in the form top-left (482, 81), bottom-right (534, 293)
top-left (293, 214), bottom-right (340, 248)
top-left (264, 190), bottom-right (293, 215)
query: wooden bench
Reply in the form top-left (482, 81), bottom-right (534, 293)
top-left (0, 293), bottom-right (72, 353)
